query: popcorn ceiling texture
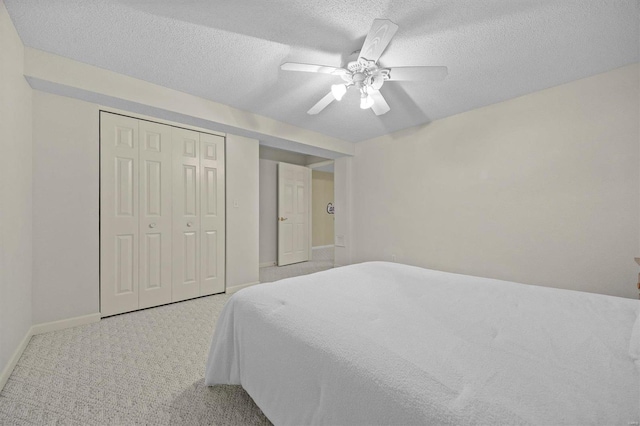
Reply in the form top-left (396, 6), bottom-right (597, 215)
top-left (4, 0), bottom-right (639, 142)
top-left (0, 294), bottom-right (271, 425)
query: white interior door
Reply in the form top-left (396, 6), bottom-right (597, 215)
top-left (172, 127), bottom-right (201, 302)
top-left (200, 133), bottom-right (225, 295)
top-left (100, 113), bottom-right (140, 316)
top-left (278, 162), bottom-right (311, 266)
top-left (138, 120), bottom-right (172, 309)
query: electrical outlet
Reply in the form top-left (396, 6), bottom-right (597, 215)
top-left (391, 254), bottom-right (396, 262)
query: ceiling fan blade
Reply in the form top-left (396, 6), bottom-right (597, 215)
top-left (281, 62), bottom-right (347, 75)
top-left (307, 92), bottom-right (336, 115)
top-left (368, 90), bottom-right (390, 116)
top-left (358, 19), bottom-right (399, 63)
top-left (387, 66), bottom-right (448, 81)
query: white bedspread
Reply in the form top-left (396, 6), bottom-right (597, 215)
top-left (205, 262), bottom-right (640, 425)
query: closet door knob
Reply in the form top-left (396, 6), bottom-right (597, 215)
top-left (187, 222), bottom-right (193, 227)
top-left (149, 223), bottom-right (156, 228)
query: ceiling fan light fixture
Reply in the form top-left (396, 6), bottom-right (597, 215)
top-left (331, 84), bottom-right (347, 101)
top-left (368, 74), bottom-right (385, 90)
top-left (360, 93), bottom-right (374, 109)
top-left (282, 19), bottom-right (448, 116)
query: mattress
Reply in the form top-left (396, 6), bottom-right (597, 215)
top-left (205, 262), bottom-right (640, 425)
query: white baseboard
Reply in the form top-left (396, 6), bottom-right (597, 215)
top-left (0, 312), bottom-right (101, 392)
top-left (226, 281), bottom-right (261, 294)
top-left (260, 247), bottom-right (333, 268)
top-left (0, 329), bottom-right (32, 392)
top-left (31, 313), bottom-right (101, 335)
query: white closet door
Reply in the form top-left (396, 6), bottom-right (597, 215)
top-left (138, 120), bottom-right (172, 309)
top-left (200, 133), bottom-right (225, 295)
top-left (100, 113), bottom-right (140, 316)
top-left (172, 127), bottom-right (201, 302)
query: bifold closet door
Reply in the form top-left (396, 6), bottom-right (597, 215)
top-left (172, 128), bottom-right (201, 302)
top-left (100, 114), bottom-right (140, 317)
top-left (199, 133), bottom-right (225, 296)
top-left (138, 120), bottom-right (173, 309)
top-left (171, 130), bottom-right (226, 301)
top-left (101, 112), bottom-right (226, 316)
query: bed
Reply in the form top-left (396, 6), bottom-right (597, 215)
top-left (205, 262), bottom-right (640, 425)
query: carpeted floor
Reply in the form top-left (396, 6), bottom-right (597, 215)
top-left (0, 294), bottom-right (271, 425)
top-left (0, 249), bottom-right (336, 425)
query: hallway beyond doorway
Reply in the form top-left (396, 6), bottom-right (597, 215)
top-left (259, 246), bottom-right (333, 283)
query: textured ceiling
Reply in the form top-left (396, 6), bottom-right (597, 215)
top-left (5, 0), bottom-right (639, 143)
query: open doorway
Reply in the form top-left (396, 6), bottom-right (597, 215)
top-left (309, 161), bottom-right (335, 267)
top-left (258, 146), bottom-right (334, 283)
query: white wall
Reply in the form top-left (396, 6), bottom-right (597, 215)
top-left (32, 91), bottom-right (99, 323)
top-left (0, 0), bottom-right (32, 381)
top-left (24, 47), bottom-right (354, 159)
top-left (30, 91), bottom-right (261, 321)
top-left (259, 146), bottom-right (308, 165)
top-left (259, 159), bottom-right (278, 265)
top-left (352, 64), bottom-right (640, 299)
top-left (226, 135), bottom-right (260, 287)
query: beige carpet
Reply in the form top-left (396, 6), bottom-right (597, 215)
top-left (0, 294), bottom-right (271, 425)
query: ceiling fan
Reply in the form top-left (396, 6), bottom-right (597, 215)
top-left (281, 19), bottom-right (448, 116)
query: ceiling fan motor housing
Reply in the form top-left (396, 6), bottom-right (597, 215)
top-left (343, 59), bottom-right (390, 91)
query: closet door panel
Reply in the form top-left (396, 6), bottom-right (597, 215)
top-left (172, 128), bottom-right (201, 302)
top-left (200, 133), bottom-right (226, 295)
top-left (139, 121), bottom-right (172, 309)
top-left (100, 113), bottom-right (139, 316)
